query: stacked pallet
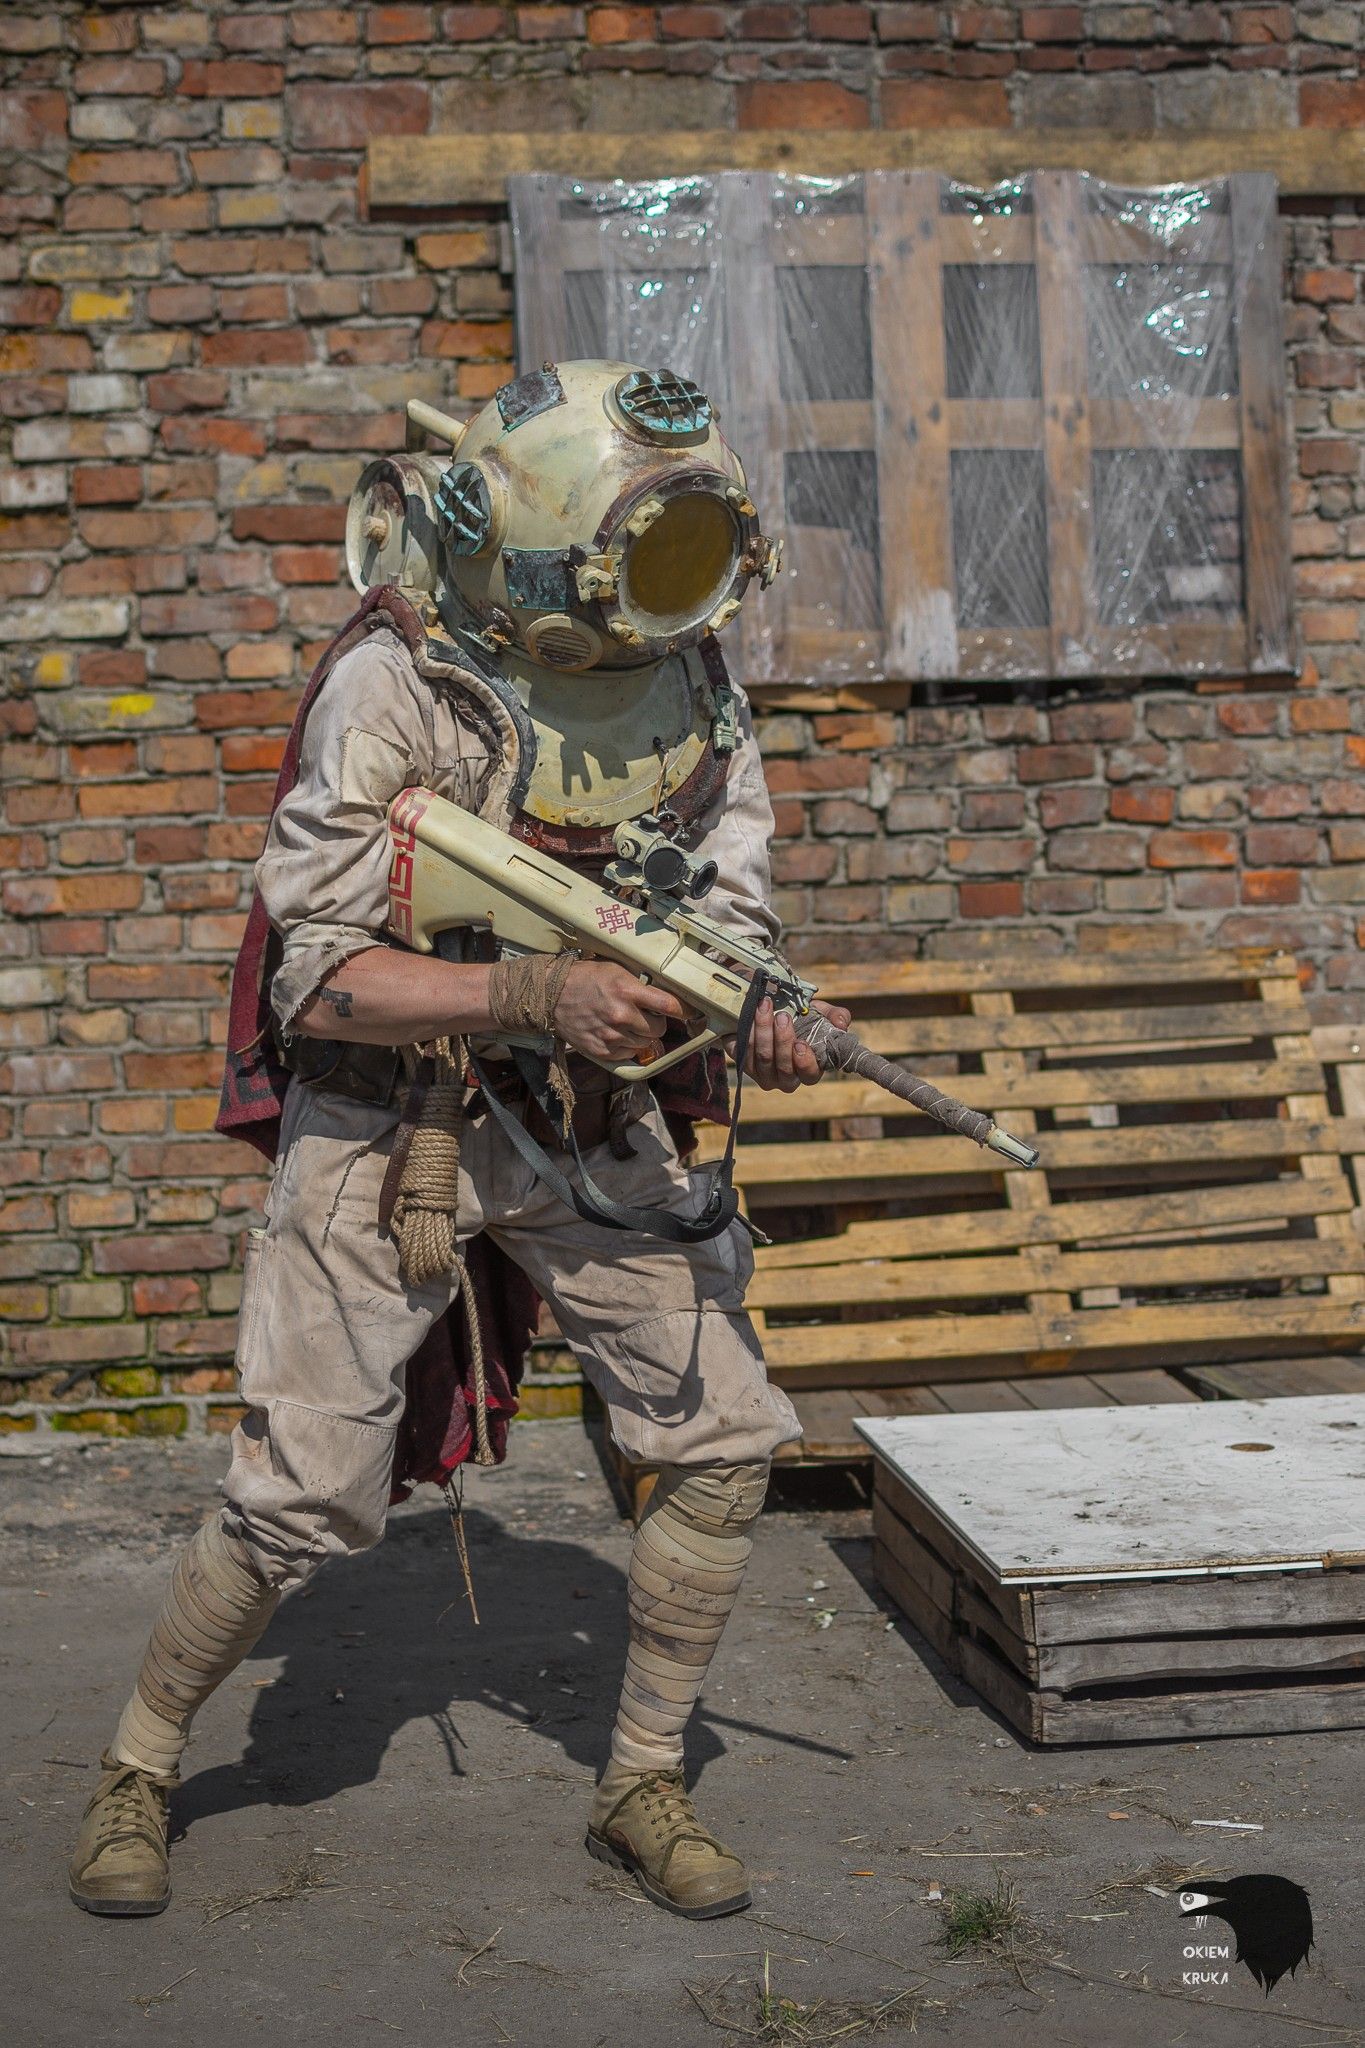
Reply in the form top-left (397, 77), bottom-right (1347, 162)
top-left (860, 1394), bottom-right (1365, 1742)
top-left (690, 944), bottom-right (1365, 1460)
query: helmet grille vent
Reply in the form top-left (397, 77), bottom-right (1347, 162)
top-left (616, 369), bottom-right (713, 440)
top-left (436, 462), bottom-right (492, 556)
top-left (527, 617), bottom-right (598, 671)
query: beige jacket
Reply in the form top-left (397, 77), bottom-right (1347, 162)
top-left (257, 629), bottom-right (780, 1032)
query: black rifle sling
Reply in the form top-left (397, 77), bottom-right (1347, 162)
top-left (466, 973), bottom-right (771, 1246)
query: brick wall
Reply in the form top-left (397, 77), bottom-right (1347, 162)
top-left (2, 2), bottom-right (1364, 1430)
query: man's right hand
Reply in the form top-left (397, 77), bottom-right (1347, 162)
top-left (553, 961), bottom-right (688, 1067)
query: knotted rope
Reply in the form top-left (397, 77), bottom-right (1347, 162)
top-left (390, 1034), bottom-right (494, 1468)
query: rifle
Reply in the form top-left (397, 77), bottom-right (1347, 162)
top-left (388, 786), bottom-right (1040, 1172)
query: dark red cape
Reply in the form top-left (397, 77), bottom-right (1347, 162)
top-left (215, 586), bottom-right (728, 1495)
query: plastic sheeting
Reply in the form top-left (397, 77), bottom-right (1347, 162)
top-left (510, 169), bottom-right (1293, 687)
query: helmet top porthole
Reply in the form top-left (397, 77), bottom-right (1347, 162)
top-left (613, 368), bottom-right (713, 443)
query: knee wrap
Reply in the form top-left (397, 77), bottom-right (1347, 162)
top-left (611, 1461), bottom-right (769, 1774)
top-left (113, 1513), bottom-right (280, 1777)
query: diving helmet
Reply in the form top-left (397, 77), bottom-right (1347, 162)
top-left (346, 359), bottom-right (778, 669)
top-left (345, 361), bottom-right (781, 837)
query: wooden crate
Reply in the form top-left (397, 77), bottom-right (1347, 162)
top-left (693, 945), bottom-right (1365, 1417)
top-left (862, 1396), bottom-right (1365, 1743)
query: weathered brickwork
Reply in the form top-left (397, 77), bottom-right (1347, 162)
top-left (2, 3), bottom-right (1364, 1428)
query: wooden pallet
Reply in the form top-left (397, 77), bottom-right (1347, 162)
top-left (691, 946), bottom-right (1365, 1412)
top-left (867, 1399), bottom-right (1365, 1743)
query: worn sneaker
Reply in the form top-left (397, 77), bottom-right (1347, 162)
top-left (586, 1763), bottom-right (752, 1919)
top-left (68, 1751), bottom-right (174, 1917)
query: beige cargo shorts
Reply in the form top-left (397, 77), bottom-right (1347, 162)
top-left (223, 1080), bottom-right (800, 1587)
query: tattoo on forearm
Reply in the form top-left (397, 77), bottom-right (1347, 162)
top-left (318, 986), bottom-right (355, 1018)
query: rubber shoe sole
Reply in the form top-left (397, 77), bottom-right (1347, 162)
top-left (585, 1827), bottom-right (752, 1920)
top-left (69, 1881), bottom-right (169, 1918)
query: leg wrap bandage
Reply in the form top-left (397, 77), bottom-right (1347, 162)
top-left (112, 1513), bottom-right (280, 1778)
top-left (611, 1461), bottom-right (769, 1774)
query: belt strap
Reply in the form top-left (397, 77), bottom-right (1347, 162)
top-left (465, 973), bottom-right (770, 1246)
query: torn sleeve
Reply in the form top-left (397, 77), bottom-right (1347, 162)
top-left (256, 637), bottom-right (434, 1034)
top-left (689, 686), bottom-right (780, 950)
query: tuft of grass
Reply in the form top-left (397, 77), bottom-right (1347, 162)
top-left (935, 1875), bottom-right (1027, 1960)
top-left (685, 1954), bottom-right (920, 2043)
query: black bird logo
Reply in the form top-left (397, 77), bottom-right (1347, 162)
top-left (1180, 1877), bottom-right (1314, 1994)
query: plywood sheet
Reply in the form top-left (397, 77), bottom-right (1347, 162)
top-left (856, 1394), bottom-right (1365, 1583)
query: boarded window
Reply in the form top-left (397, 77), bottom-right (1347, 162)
top-left (510, 169), bottom-right (1294, 689)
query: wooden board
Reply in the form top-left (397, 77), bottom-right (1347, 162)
top-left (370, 128), bottom-right (1365, 209)
top-left (857, 1395), bottom-right (1365, 1582)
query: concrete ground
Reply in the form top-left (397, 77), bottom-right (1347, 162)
top-left (2, 1421), bottom-right (1361, 2048)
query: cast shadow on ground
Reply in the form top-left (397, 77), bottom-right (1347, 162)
top-left (174, 1504), bottom-right (646, 1836)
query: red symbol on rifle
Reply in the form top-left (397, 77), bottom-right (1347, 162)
top-left (595, 902), bottom-right (636, 935)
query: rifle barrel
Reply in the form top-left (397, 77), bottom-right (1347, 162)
top-left (793, 1014), bottom-right (1040, 1170)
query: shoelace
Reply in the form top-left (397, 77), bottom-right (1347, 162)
top-left (88, 1765), bottom-right (166, 1857)
top-left (634, 1773), bottom-right (723, 1854)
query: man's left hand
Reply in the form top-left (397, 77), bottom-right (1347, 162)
top-left (744, 997), bottom-right (851, 1093)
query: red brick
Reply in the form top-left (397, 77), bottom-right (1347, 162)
top-left (0, 90), bottom-right (67, 151)
top-left (1241, 869), bottom-right (1301, 905)
top-left (517, 4), bottom-right (584, 34)
top-left (73, 466), bottom-right (142, 507)
top-left (1215, 697), bottom-right (1280, 734)
top-left (589, 5), bottom-right (656, 38)
top-left (232, 504), bottom-right (347, 544)
top-left (94, 1231), bottom-right (231, 1276)
top-left (442, 4), bottom-right (506, 33)
top-left (660, 3), bottom-right (726, 31)
top-left (1021, 5), bottom-right (1082, 34)
top-left (1295, 268), bottom-right (1357, 306)
top-left (289, 80), bottom-right (429, 150)
top-left (180, 59), bottom-right (284, 96)
top-left (959, 881), bottom-right (1024, 918)
top-left (0, 286), bottom-right (61, 327)
top-left (202, 328), bottom-right (311, 367)
top-left (1016, 742), bottom-right (1094, 782)
top-left (737, 81), bottom-right (872, 128)
top-left (1147, 829), bottom-right (1239, 869)
top-left (1302, 79), bottom-right (1365, 127)
top-left (1244, 824), bottom-right (1319, 865)
top-left (1034, 785), bottom-right (1100, 830)
top-left (69, 148), bottom-right (179, 186)
top-left (369, 5), bottom-right (436, 39)
top-left (73, 55), bottom-right (166, 93)
top-left (221, 735), bottom-right (287, 774)
top-left (883, 78), bottom-right (1010, 125)
top-left (272, 544), bottom-right (344, 583)
top-left (147, 370), bottom-right (230, 412)
top-left (811, 3), bottom-right (872, 34)
top-left (4, 870), bottom-right (143, 917)
top-left (290, 6), bottom-right (360, 41)
top-left (132, 825), bottom-right (207, 865)
top-left (1110, 786), bottom-right (1174, 825)
top-left (132, 1275), bottom-right (204, 1315)
top-left (419, 318), bottom-right (515, 359)
top-left (218, 282), bottom-right (291, 324)
top-left (1290, 696), bottom-right (1351, 733)
top-left (195, 686), bottom-right (302, 732)
top-left (142, 593), bottom-right (279, 636)
top-left (161, 417), bottom-right (268, 458)
top-left (221, 12), bottom-right (288, 49)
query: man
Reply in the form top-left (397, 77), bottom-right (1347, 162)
top-left (69, 359), bottom-right (842, 1924)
